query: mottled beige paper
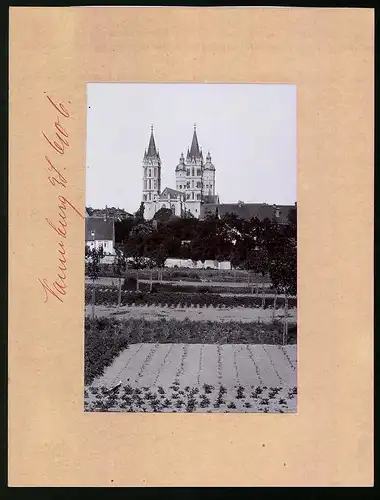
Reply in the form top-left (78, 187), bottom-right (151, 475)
top-left (9, 7), bottom-right (373, 487)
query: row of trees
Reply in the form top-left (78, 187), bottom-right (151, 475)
top-left (86, 202), bottom-right (296, 304)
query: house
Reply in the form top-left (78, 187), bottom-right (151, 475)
top-left (85, 217), bottom-right (115, 255)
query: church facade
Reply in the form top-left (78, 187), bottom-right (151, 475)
top-left (142, 125), bottom-right (219, 220)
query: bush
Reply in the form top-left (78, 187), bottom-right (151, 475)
top-left (84, 317), bottom-right (129, 384)
top-left (122, 276), bottom-right (137, 291)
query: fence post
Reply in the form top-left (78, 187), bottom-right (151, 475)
top-left (272, 289), bottom-right (277, 321)
top-left (91, 286), bottom-right (95, 320)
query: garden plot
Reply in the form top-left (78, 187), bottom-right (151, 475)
top-left (85, 304), bottom-right (297, 323)
top-left (85, 343), bottom-right (297, 413)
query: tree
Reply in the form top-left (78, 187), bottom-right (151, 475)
top-left (86, 245), bottom-right (104, 319)
top-left (113, 244), bottom-right (127, 309)
top-left (153, 207), bottom-right (173, 222)
top-left (125, 222), bottom-right (153, 290)
top-left (134, 202), bottom-right (145, 224)
top-left (114, 217), bottom-right (135, 245)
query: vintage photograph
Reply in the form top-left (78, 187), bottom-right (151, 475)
top-left (84, 83), bottom-right (297, 413)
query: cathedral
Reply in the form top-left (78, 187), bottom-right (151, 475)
top-left (142, 125), bottom-right (219, 220)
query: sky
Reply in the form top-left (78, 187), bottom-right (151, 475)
top-left (86, 83), bottom-right (296, 213)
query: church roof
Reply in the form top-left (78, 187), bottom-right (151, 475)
top-left (187, 125), bottom-right (203, 160)
top-left (144, 125), bottom-right (160, 159)
top-left (160, 187), bottom-right (183, 199)
top-left (200, 203), bottom-right (295, 223)
top-left (202, 194), bottom-right (219, 204)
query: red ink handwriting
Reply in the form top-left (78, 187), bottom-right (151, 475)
top-left (38, 95), bottom-right (84, 304)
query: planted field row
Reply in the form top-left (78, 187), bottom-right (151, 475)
top-left (84, 317), bottom-right (297, 384)
top-left (85, 288), bottom-right (297, 309)
top-left (87, 266), bottom-right (270, 284)
top-left (92, 280), bottom-right (274, 295)
top-left (84, 383), bottom-right (297, 413)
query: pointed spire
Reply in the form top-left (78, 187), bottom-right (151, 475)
top-left (146, 125), bottom-right (158, 158)
top-left (188, 125), bottom-right (201, 159)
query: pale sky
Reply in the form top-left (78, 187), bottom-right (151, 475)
top-left (86, 83), bottom-right (296, 213)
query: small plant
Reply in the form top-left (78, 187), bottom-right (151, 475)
top-left (227, 402), bottom-right (236, 409)
top-left (236, 386), bottom-right (245, 399)
top-left (89, 386), bottom-right (98, 395)
top-left (219, 385), bottom-right (227, 395)
top-left (203, 384), bottom-right (214, 394)
top-left (121, 396), bottom-right (132, 405)
top-left (162, 398), bottom-right (172, 408)
top-left (124, 385), bottom-right (133, 395)
top-left (175, 400), bottom-right (185, 409)
top-left (260, 398), bottom-right (269, 405)
top-left (157, 386), bottom-right (165, 395)
top-left (186, 397), bottom-right (197, 413)
top-left (244, 401), bottom-right (252, 408)
top-left (199, 396), bottom-right (211, 408)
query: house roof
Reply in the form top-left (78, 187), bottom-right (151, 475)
top-left (201, 203), bottom-right (295, 223)
top-left (85, 218), bottom-right (114, 241)
top-left (86, 207), bottom-right (131, 220)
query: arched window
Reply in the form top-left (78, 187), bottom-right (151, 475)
top-left (149, 169), bottom-right (151, 177)
top-left (192, 168), bottom-right (195, 176)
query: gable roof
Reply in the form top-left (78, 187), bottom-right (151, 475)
top-left (85, 218), bottom-right (114, 241)
top-left (160, 187), bottom-right (182, 199)
top-left (201, 203), bottom-right (295, 223)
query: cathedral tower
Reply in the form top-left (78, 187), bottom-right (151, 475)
top-left (142, 125), bottom-right (161, 204)
top-left (203, 151), bottom-right (216, 197)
